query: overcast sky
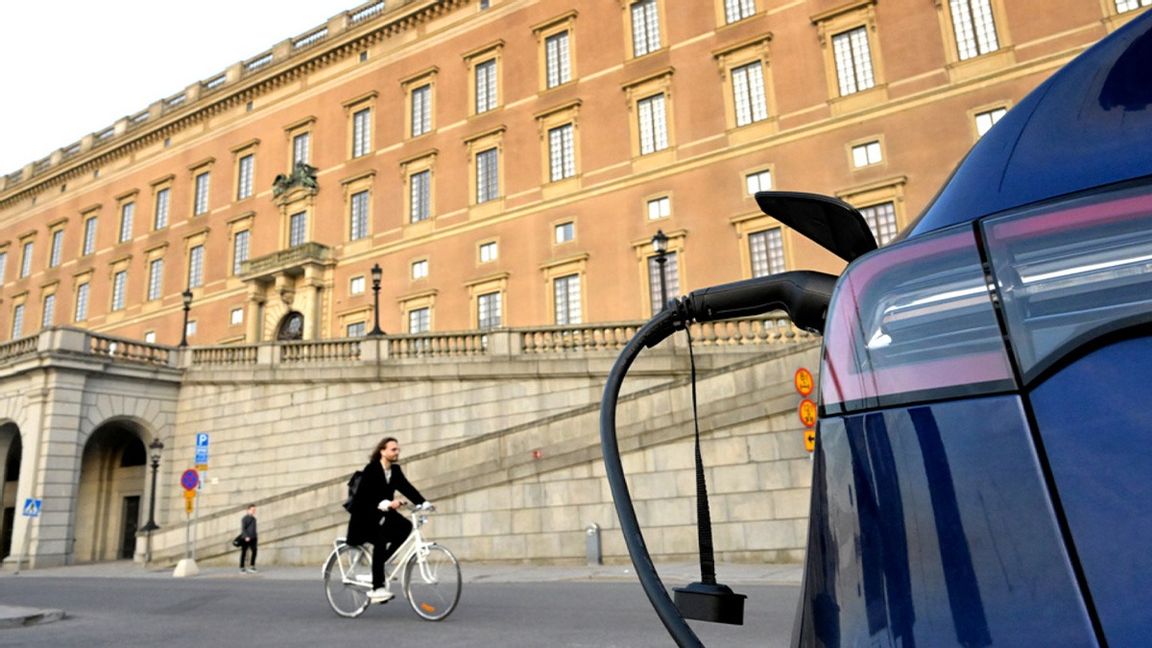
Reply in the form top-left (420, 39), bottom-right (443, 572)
top-left (0, 1), bottom-right (363, 175)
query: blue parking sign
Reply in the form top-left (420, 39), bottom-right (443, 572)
top-left (195, 433), bottom-right (209, 465)
top-left (22, 499), bottom-right (41, 517)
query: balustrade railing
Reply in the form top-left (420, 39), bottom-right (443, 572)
top-left (388, 332), bottom-right (487, 359)
top-left (88, 334), bottom-right (171, 366)
top-left (192, 345), bottom-right (258, 366)
top-left (0, 336), bottom-right (38, 365)
top-left (520, 323), bottom-right (640, 354)
top-left (281, 339), bottom-right (360, 363)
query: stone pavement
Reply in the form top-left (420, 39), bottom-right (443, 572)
top-left (0, 560), bottom-right (802, 627)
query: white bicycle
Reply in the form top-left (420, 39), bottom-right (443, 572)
top-left (323, 504), bottom-right (461, 621)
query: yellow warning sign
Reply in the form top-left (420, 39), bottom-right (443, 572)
top-left (804, 429), bottom-right (816, 453)
top-left (798, 398), bottom-right (818, 428)
top-left (183, 489), bottom-right (196, 514)
top-left (794, 368), bottom-right (814, 397)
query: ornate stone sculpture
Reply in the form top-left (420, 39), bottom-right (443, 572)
top-left (272, 161), bottom-right (319, 198)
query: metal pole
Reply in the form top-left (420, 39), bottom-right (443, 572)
top-left (142, 457), bottom-right (160, 562)
top-left (179, 296), bottom-right (191, 347)
top-left (656, 253), bottom-right (669, 310)
top-left (369, 264), bottom-right (384, 336)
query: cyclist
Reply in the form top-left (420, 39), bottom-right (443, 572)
top-left (345, 436), bottom-right (428, 604)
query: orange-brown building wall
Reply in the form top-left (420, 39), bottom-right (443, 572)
top-left (0, 0), bottom-right (1142, 345)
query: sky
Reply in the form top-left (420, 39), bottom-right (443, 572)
top-left (0, 1), bottom-right (364, 175)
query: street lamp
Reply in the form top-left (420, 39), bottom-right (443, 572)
top-left (651, 229), bottom-right (669, 311)
top-left (178, 289), bottom-right (193, 347)
top-left (368, 263), bottom-right (385, 336)
top-left (141, 438), bottom-right (164, 563)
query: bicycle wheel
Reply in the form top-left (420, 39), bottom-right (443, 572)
top-left (403, 544), bottom-right (461, 621)
top-left (323, 544), bottom-right (373, 618)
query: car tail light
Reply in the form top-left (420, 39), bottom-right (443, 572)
top-left (982, 184), bottom-right (1152, 383)
top-left (821, 227), bottom-right (1016, 414)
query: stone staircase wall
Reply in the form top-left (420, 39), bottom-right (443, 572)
top-left (151, 342), bottom-right (821, 566)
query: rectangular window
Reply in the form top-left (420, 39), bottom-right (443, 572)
top-left (11, 304), bottom-right (24, 338)
top-left (732, 61), bottom-right (768, 127)
top-left (49, 230), bottom-right (64, 268)
top-left (143, 331), bottom-right (156, 344)
top-left (75, 283), bottom-right (89, 322)
top-left (548, 124), bottom-right (576, 181)
top-left (479, 241), bottom-right (498, 263)
top-left (648, 251), bottom-right (680, 313)
top-left (1116, 0), bottom-right (1152, 12)
top-left (411, 259), bottom-right (429, 279)
top-left (194, 171), bottom-right (211, 215)
top-left (725, 0), bottom-right (756, 23)
top-left (631, 0), bottom-right (661, 57)
top-left (119, 202), bottom-right (135, 243)
top-left (478, 291), bottom-right (502, 329)
top-left (347, 321), bottom-right (366, 338)
top-left (476, 148), bottom-right (499, 204)
top-left (410, 170), bottom-right (431, 223)
top-left (647, 196), bottom-right (671, 220)
top-left (554, 273), bottom-right (582, 325)
top-left (237, 154), bottom-right (255, 200)
top-left (555, 222), bottom-right (575, 244)
top-left (289, 212), bottom-right (308, 247)
top-left (852, 141), bottom-right (883, 167)
top-left (20, 241), bottom-right (33, 278)
top-left (293, 132), bottom-right (311, 164)
top-left (545, 31), bottom-right (571, 88)
top-left (188, 245), bottom-right (205, 288)
top-left (832, 27), bottom-right (875, 96)
top-left (746, 169), bottom-right (772, 194)
top-left (41, 294), bottom-right (55, 328)
top-left (749, 228), bottom-right (786, 277)
top-left (475, 59), bottom-right (497, 113)
top-left (0, 251), bottom-right (6, 283)
top-left (83, 217), bottom-right (98, 255)
top-left (411, 85), bottom-right (431, 137)
top-left (111, 270), bottom-right (128, 311)
top-left (350, 190), bottom-right (370, 241)
top-left (408, 307), bottom-right (430, 333)
top-left (233, 230), bottom-right (250, 275)
top-left (231, 307), bottom-right (244, 326)
top-left (154, 188), bottom-right (170, 229)
top-left (860, 201), bottom-right (899, 246)
top-left (951, 0), bottom-right (999, 61)
top-left (975, 107), bottom-right (1007, 136)
top-left (186, 320), bottom-right (197, 339)
top-left (147, 258), bottom-right (165, 301)
top-left (352, 108), bottom-right (372, 157)
top-left (350, 276), bottom-right (366, 294)
top-left (637, 94), bottom-right (669, 155)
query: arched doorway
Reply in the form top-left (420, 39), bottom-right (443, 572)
top-left (0, 424), bottom-right (20, 560)
top-left (276, 311), bottom-right (305, 341)
top-left (74, 421), bottom-right (149, 562)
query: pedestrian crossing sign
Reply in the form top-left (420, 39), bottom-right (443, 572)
top-left (22, 498), bottom-right (42, 517)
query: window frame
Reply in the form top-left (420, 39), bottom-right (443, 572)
top-left (402, 67), bottom-right (438, 140)
top-left (533, 11), bottom-right (578, 91)
top-left (343, 92), bottom-right (378, 160)
top-left (627, 0), bottom-right (666, 58)
top-left (464, 41), bottom-right (504, 117)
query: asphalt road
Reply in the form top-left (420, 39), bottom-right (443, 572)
top-left (0, 576), bottom-right (799, 647)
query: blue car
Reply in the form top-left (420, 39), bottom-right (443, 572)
top-left (602, 9), bottom-right (1152, 647)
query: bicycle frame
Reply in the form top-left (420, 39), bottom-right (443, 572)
top-left (329, 507), bottom-right (437, 592)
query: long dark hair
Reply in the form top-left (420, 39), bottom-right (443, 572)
top-left (369, 436), bottom-right (398, 462)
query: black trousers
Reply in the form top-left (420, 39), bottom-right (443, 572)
top-left (371, 515), bottom-right (413, 589)
top-left (240, 538), bottom-right (258, 568)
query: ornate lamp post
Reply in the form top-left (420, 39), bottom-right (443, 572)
top-left (178, 289), bottom-right (193, 347)
top-left (141, 438), bottom-right (164, 563)
top-left (368, 263), bottom-right (385, 336)
top-left (651, 229), bottom-right (670, 310)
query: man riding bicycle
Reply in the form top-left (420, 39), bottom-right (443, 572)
top-left (345, 437), bottom-right (428, 604)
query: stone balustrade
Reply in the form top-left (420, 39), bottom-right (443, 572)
top-left (0, 314), bottom-right (813, 374)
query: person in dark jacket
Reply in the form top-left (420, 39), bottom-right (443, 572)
top-left (239, 504), bottom-right (258, 573)
top-left (346, 437), bottom-right (427, 603)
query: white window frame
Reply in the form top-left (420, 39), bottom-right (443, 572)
top-left (352, 107), bottom-right (372, 158)
top-left (408, 306), bottom-right (431, 334)
top-left (631, 0), bottom-right (661, 57)
top-left (289, 212), bottom-right (308, 247)
top-left (75, 282), bottom-right (89, 322)
top-left (548, 124), bottom-right (576, 182)
top-left (188, 245), bottom-right (205, 288)
top-left (411, 84), bottom-right (431, 137)
top-left (476, 148), bottom-right (499, 204)
top-left (749, 228), bottom-right (786, 277)
top-left (350, 190), bottom-right (370, 241)
top-left (477, 291), bottom-right (502, 329)
top-left (111, 270), bottom-right (128, 311)
top-left (41, 293), bottom-right (55, 328)
top-left (545, 30), bottom-right (571, 88)
top-left (233, 230), bottom-right (250, 275)
top-left (19, 241), bottom-right (33, 278)
top-left (83, 217), bottom-right (98, 255)
top-left (554, 222), bottom-right (575, 244)
top-left (49, 230), bottom-right (64, 268)
top-left (975, 107), bottom-right (1007, 136)
top-left (479, 241), bottom-right (498, 263)
top-left (194, 171), bottom-right (211, 215)
top-left (411, 259), bottom-right (429, 280)
top-left (237, 153), bottom-right (255, 200)
top-left (554, 273), bottom-right (582, 325)
top-left (475, 59), bottom-right (498, 114)
top-left (637, 94), bottom-right (669, 155)
top-left (950, 0), bottom-right (999, 61)
top-left (154, 187), bottom-right (170, 230)
top-left (410, 170), bottom-right (431, 223)
top-left (851, 141), bottom-right (883, 167)
top-left (724, 0), bottom-right (756, 24)
top-left (119, 202), bottom-right (135, 243)
top-left (860, 201), bottom-right (899, 246)
top-left (832, 27), bottom-right (876, 96)
top-left (147, 258), bottom-right (165, 301)
top-left (732, 61), bottom-right (769, 127)
top-left (292, 132), bottom-right (311, 164)
top-left (647, 196), bottom-right (671, 220)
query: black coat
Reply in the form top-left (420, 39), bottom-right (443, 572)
top-left (345, 459), bottom-right (425, 547)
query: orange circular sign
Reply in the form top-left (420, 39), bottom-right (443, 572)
top-left (794, 368), bottom-right (815, 396)
top-left (798, 399), bottom-right (818, 428)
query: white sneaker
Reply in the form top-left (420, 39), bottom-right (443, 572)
top-left (367, 588), bottom-right (394, 604)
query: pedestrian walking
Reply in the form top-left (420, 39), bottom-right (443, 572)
top-left (239, 504), bottom-right (258, 573)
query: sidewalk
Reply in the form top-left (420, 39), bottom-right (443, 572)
top-left (0, 559), bottom-right (802, 627)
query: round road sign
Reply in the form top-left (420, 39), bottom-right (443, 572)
top-left (180, 469), bottom-right (200, 491)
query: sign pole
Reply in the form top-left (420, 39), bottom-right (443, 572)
top-left (173, 468), bottom-right (201, 578)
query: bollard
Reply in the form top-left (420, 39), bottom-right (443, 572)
top-left (585, 523), bottom-right (602, 565)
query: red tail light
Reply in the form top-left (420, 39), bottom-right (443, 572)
top-left (821, 227), bottom-right (1016, 414)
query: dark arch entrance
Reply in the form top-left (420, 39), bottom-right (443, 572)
top-left (276, 311), bottom-right (305, 341)
top-left (0, 424), bottom-right (20, 560)
top-left (75, 422), bottom-right (148, 562)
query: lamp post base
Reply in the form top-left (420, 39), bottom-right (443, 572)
top-left (173, 558), bottom-right (200, 578)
